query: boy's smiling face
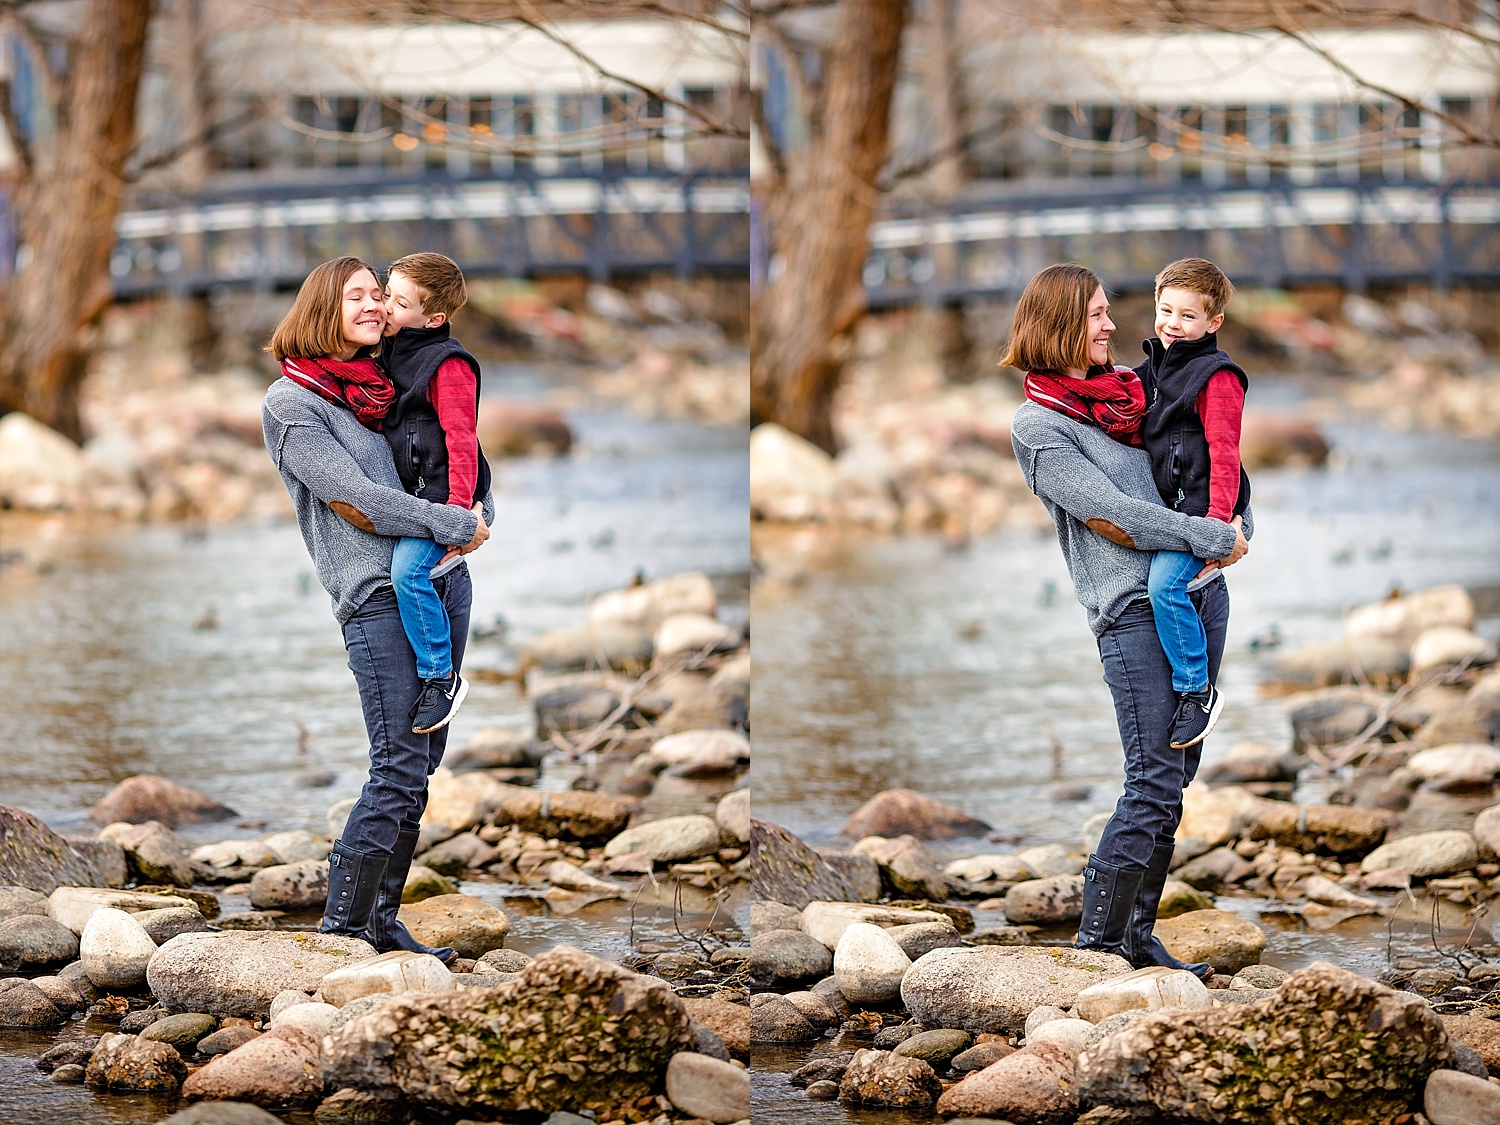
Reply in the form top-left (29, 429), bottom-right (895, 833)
top-left (1155, 285), bottom-right (1224, 349)
top-left (383, 270), bottom-right (445, 336)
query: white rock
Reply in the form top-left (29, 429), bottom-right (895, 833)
top-left (665, 1051), bottom-right (750, 1124)
top-left (1082, 811), bottom-right (1113, 858)
top-left (260, 829), bottom-right (329, 864)
top-left (750, 422), bottom-right (836, 522)
top-left (318, 950), bottom-right (454, 1008)
top-left (269, 990), bottom-right (314, 1019)
top-left (654, 614), bottom-right (740, 660)
top-left (1412, 627), bottom-right (1497, 673)
top-left (642, 729), bottom-right (750, 777)
top-left (0, 413), bottom-right (85, 509)
top-left (190, 839), bottom-right (278, 868)
top-left (269, 1001), bottom-right (340, 1040)
top-left (588, 572), bottom-right (717, 631)
top-left (326, 797), bottom-right (357, 841)
top-left (1026, 1017), bottom-right (1095, 1055)
top-left (79, 908), bottom-right (158, 990)
top-left (1360, 830), bottom-right (1479, 878)
top-left (715, 787), bottom-right (750, 843)
top-left (420, 767), bottom-right (520, 832)
top-left (1425, 1067), bottom-right (1500, 1125)
top-left (603, 815), bottom-right (722, 862)
top-left (1475, 805), bottom-right (1500, 855)
top-left (1406, 743), bottom-right (1500, 787)
top-left (47, 887), bottom-right (197, 936)
top-left (1074, 965), bottom-right (1213, 1023)
top-left (945, 845), bottom-right (1082, 885)
top-left (833, 922), bottom-right (912, 1005)
top-left (1346, 585), bottom-right (1475, 647)
top-left (799, 901), bottom-right (954, 949)
top-left (1024, 1005), bottom-right (1069, 1037)
top-left (901, 946), bottom-right (1133, 1035)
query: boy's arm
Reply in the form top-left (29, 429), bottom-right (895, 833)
top-left (267, 410), bottom-right (478, 545)
top-left (1198, 371), bottom-right (1245, 522)
top-left (1021, 435), bottom-right (1239, 560)
top-left (428, 357), bottom-right (481, 508)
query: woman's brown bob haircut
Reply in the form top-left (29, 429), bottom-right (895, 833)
top-left (267, 256), bottom-right (380, 361)
top-left (1000, 263), bottom-right (1111, 374)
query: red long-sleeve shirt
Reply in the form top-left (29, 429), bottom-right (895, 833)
top-left (1197, 369), bottom-right (1245, 522)
top-left (427, 356), bottom-right (481, 507)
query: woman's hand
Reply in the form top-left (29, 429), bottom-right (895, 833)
top-left (456, 502), bottom-right (489, 555)
top-left (1213, 515), bottom-right (1249, 569)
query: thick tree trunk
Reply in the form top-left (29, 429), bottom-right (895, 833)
top-left (0, 0), bottom-right (152, 440)
top-left (750, 0), bottom-right (907, 454)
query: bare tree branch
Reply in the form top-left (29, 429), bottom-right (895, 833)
top-left (0, 78), bottom-right (32, 175)
top-left (124, 106), bottom-right (261, 184)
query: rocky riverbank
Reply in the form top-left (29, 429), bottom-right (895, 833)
top-left (749, 580), bottom-right (1500, 1124)
top-left (0, 569), bottom-right (750, 1124)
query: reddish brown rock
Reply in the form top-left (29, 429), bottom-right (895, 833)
top-left (683, 996), bottom-right (748, 1058)
top-left (181, 1025), bottom-right (322, 1108)
top-left (88, 775), bottom-right (236, 828)
top-left (1442, 1014), bottom-right (1500, 1072)
top-left (840, 789), bottom-right (991, 842)
top-left (936, 1041), bottom-right (1077, 1123)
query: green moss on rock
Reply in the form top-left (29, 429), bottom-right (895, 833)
top-left (1077, 962), bottom-right (1453, 1125)
top-left (323, 945), bottom-right (695, 1114)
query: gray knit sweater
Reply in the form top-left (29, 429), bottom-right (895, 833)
top-left (1010, 402), bottom-right (1252, 636)
top-left (262, 378), bottom-right (494, 624)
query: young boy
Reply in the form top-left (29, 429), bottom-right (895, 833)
top-left (1135, 258), bottom-right (1251, 751)
top-left (381, 252), bottom-right (493, 735)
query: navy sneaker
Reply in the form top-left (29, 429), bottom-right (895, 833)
top-left (1169, 685), bottom-right (1224, 749)
top-left (410, 672), bottom-right (468, 735)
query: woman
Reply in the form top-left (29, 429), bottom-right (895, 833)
top-left (1004, 264), bottom-right (1249, 980)
top-left (261, 256), bottom-right (492, 962)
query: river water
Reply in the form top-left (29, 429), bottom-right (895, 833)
top-left (750, 391), bottom-right (1500, 1123)
top-left (0, 374), bottom-right (749, 1123)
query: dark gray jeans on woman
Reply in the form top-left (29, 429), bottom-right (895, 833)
top-left (1091, 574), bottom-right (1229, 870)
top-left (338, 564), bottom-right (471, 855)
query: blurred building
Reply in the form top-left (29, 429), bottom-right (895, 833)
top-left (1, 5), bottom-right (748, 293)
top-left (754, 3), bottom-right (1500, 301)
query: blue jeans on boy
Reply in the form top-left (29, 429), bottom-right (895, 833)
top-left (391, 536), bottom-right (453, 681)
top-left (1147, 550), bottom-right (1211, 694)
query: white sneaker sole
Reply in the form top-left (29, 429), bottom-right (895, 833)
top-left (1170, 689), bottom-right (1225, 749)
top-left (413, 675), bottom-right (469, 734)
top-left (1185, 569), bottom-right (1222, 593)
top-left (429, 554), bottom-right (463, 580)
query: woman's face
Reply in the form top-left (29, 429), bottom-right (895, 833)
top-left (339, 269), bottom-right (386, 356)
top-left (1085, 285), bottom-right (1115, 369)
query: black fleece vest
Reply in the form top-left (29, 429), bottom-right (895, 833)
top-left (1135, 332), bottom-right (1250, 519)
top-left (381, 325), bottom-right (492, 506)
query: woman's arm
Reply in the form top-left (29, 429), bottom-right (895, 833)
top-left (1029, 442), bottom-right (1238, 560)
top-left (272, 418), bottom-right (478, 545)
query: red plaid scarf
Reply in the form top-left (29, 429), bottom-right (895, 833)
top-left (281, 356), bottom-right (394, 431)
top-left (1024, 366), bottom-right (1145, 445)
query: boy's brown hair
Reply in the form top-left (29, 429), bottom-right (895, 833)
top-left (267, 255), bottom-right (379, 361)
top-left (1154, 257), bottom-right (1234, 319)
top-left (1000, 263), bottom-right (1111, 374)
top-left (387, 252), bottom-right (468, 319)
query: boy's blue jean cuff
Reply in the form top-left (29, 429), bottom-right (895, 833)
top-left (391, 536), bottom-right (454, 681)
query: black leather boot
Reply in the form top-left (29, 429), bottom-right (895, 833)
top-left (1126, 840), bottom-right (1214, 981)
top-left (367, 829), bottom-right (456, 963)
top-left (319, 841), bottom-right (387, 937)
top-left (1075, 855), bottom-right (1145, 956)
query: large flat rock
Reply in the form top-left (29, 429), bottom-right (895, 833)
top-left (146, 931), bottom-right (375, 1018)
top-left (901, 946), bottom-right (1131, 1035)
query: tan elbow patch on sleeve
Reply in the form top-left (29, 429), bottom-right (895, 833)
top-left (1086, 518), bottom-right (1136, 549)
top-left (329, 500), bottom-right (375, 532)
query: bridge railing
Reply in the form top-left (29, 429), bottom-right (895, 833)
top-left (108, 168), bottom-right (751, 296)
top-left (862, 180), bottom-right (1500, 307)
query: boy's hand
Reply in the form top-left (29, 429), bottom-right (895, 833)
top-left (457, 503), bottom-right (489, 554)
top-left (1214, 515), bottom-right (1248, 569)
